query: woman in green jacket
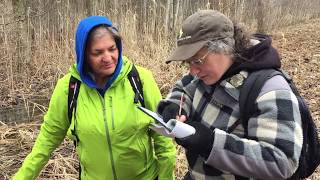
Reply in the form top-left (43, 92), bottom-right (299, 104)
top-left (13, 16), bottom-right (176, 180)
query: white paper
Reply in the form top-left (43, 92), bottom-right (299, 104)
top-left (137, 106), bottom-right (196, 138)
top-left (138, 106), bottom-right (172, 131)
top-left (149, 119), bottom-right (196, 138)
top-left (149, 123), bottom-right (175, 138)
top-left (167, 119), bottom-right (196, 138)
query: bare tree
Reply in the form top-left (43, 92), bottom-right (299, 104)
top-left (164, 0), bottom-right (172, 37)
top-left (256, 0), bottom-right (268, 33)
top-left (210, 0), bottom-right (220, 10)
top-left (11, 0), bottom-right (31, 82)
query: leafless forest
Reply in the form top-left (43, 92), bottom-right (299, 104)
top-left (0, 0), bottom-right (320, 179)
top-left (1, 0), bottom-right (320, 120)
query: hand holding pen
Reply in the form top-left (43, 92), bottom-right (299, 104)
top-left (176, 92), bottom-right (187, 122)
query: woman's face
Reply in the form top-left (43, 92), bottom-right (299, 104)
top-left (86, 32), bottom-right (119, 82)
top-left (187, 48), bottom-right (233, 85)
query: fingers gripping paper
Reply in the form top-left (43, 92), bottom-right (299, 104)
top-left (138, 106), bottom-right (195, 138)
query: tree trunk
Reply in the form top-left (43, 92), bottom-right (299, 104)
top-left (164, 0), bottom-right (172, 37)
top-left (211, 0), bottom-right (220, 10)
top-left (85, 0), bottom-right (93, 16)
top-left (256, 0), bottom-right (266, 33)
top-left (11, 0), bottom-right (31, 81)
top-left (173, 0), bottom-right (180, 30)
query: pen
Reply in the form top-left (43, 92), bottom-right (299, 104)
top-left (178, 92), bottom-right (185, 117)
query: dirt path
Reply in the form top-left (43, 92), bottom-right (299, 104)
top-left (1, 19), bottom-right (320, 179)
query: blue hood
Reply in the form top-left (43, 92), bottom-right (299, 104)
top-left (75, 16), bottom-right (123, 90)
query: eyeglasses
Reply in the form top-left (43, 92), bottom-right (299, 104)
top-left (182, 50), bottom-right (212, 67)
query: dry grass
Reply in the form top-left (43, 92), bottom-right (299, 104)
top-left (0, 121), bottom-right (78, 179)
top-left (0, 121), bottom-right (188, 180)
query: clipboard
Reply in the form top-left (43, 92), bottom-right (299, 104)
top-left (137, 106), bottom-right (172, 131)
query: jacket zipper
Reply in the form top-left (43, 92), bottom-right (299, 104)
top-left (110, 97), bottom-right (115, 130)
top-left (99, 95), bottom-right (118, 180)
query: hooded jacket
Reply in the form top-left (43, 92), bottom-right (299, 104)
top-left (14, 16), bottom-right (176, 180)
top-left (158, 34), bottom-right (303, 179)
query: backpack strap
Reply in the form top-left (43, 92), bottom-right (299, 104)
top-left (239, 69), bottom-right (281, 137)
top-left (67, 65), bottom-right (145, 132)
top-left (68, 76), bottom-right (81, 143)
top-left (67, 75), bottom-right (81, 179)
top-left (128, 64), bottom-right (145, 107)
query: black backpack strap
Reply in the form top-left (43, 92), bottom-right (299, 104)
top-left (68, 76), bottom-right (81, 143)
top-left (128, 64), bottom-right (145, 107)
top-left (67, 75), bottom-right (81, 179)
top-left (239, 69), bottom-right (281, 137)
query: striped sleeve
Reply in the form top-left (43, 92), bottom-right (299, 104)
top-left (206, 89), bottom-right (303, 179)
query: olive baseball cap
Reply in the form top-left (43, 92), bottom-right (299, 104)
top-left (166, 10), bottom-right (234, 64)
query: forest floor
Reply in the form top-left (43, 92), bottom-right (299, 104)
top-left (1, 19), bottom-right (320, 179)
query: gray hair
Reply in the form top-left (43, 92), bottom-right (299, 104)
top-left (205, 37), bottom-right (235, 56)
top-left (87, 25), bottom-right (121, 45)
top-left (204, 22), bottom-right (252, 62)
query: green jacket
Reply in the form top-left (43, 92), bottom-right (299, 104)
top-left (14, 57), bottom-right (176, 180)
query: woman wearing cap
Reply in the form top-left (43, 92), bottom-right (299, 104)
top-left (157, 10), bottom-right (302, 179)
top-left (13, 16), bottom-right (176, 180)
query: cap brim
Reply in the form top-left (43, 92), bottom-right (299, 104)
top-left (166, 40), bottom-right (208, 64)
